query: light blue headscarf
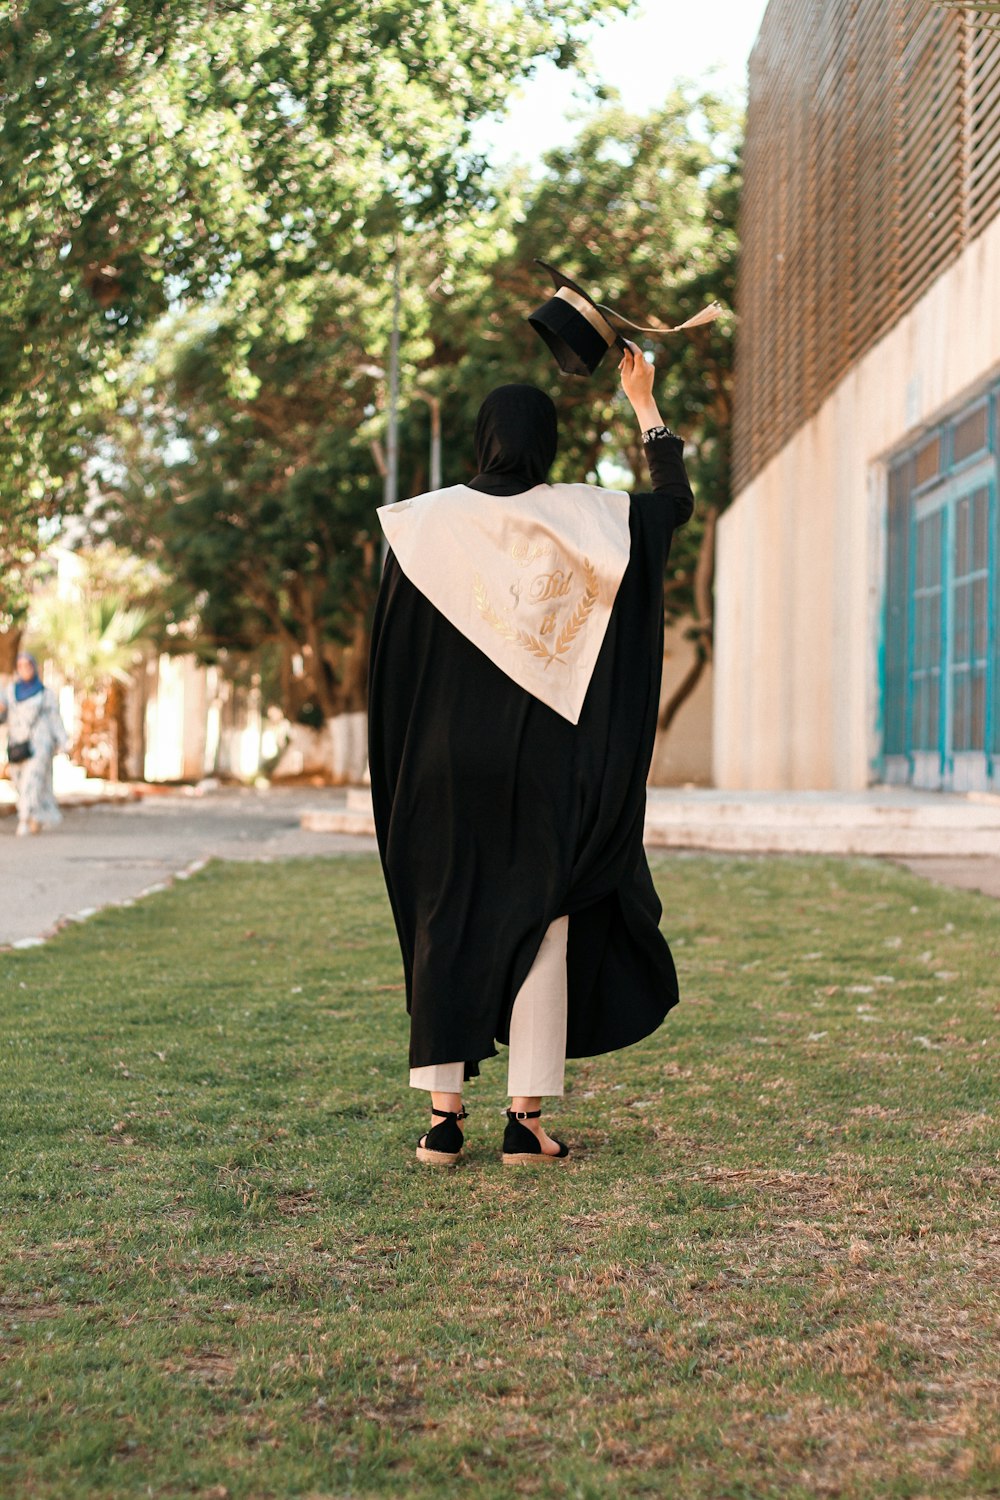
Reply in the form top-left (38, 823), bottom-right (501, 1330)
top-left (14, 653), bottom-right (44, 702)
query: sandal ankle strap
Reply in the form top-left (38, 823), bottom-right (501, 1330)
top-left (508, 1108), bottom-right (541, 1120)
top-left (431, 1106), bottom-right (468, 1121)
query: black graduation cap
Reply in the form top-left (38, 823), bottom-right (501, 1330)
top-left (527, 258), bottom-right (723, 377)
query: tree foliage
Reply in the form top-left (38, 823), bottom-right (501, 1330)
top-left (26, 543), bottom-right (163, 689)
top-left (90, 85), bottom-right (740, 723)
top-left (101, 271), bottom-right (390, 718)
top-left (3, 0), bottom-right (741, 736)
top-left (0, 0), bottom-right (631, 619)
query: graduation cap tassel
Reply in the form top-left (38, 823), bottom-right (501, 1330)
top-left (598, 301), bottom-right (725, 336)
top-left (528, 257), bottom-right (724, 378)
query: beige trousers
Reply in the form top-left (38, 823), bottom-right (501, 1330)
top-left (409, 915), bottom-right (569, 1097)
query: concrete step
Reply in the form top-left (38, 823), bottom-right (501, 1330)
top-left (641, 819), bottom-right (1000, 856)
top-left (302, 786), bottom-right (1000, 857)
top-left (301, 804), bottom-right (376, 837)
top-left (297, 783), bottom-right (375, 835)
top-left (645, 795), bottom-right (1000, 831)
top-left (641, 788), bottom-right (1000, 853)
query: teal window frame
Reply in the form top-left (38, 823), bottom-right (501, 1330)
top-left (882, 383), bottom-right (999, 789)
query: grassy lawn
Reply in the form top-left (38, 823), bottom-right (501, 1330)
top-left (0, 853), bottom-right (997, 1499)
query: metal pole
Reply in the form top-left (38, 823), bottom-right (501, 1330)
top-left (385, 243), bottom-right (401, 511)
top-left (413, 389), bottom-right (442, 492)
top-left (429, 395), bottom-right (441, 491)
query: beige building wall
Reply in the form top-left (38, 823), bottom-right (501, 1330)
top-left (649, 617), bottom-right (713, 786)
top-left (715, 212), bottom-right (1000, 790)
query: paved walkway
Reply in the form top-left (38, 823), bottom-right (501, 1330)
top-left (890, 855), bottom-right (1000, 901)
top-left (0, 786), bottom-right (376, 948)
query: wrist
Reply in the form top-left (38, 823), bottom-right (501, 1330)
top-left (631, 399), bottom-right (662, 431)
top-left (641, 423), bottom-right (681, 445)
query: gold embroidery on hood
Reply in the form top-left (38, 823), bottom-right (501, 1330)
top-left (474, 558), bottom-right (599, 671)
top-left (511, 535), bottom-right (553, 565)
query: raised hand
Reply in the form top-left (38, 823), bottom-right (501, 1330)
top-left (618, 341), bottom-right (662, 431)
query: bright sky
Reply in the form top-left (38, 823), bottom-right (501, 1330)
top-left (472, 0), bottom-right (772, 166)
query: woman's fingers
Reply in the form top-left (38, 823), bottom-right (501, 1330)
top-left (620, 341), bottom-right (654, 380)
top-left (619, 344), bottom-right (636, 373)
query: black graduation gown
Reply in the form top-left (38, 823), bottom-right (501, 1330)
top-left (367, 432), bottom-right (695, 1079)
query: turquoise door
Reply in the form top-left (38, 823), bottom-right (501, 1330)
top-left (883, 391), bottom-right (998, 793)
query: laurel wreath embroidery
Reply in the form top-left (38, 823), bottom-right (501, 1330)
top-left (474, 558), bottom-right (599, 670)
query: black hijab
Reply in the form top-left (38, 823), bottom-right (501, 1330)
top-left (467, 384), bottom-right (558, 496)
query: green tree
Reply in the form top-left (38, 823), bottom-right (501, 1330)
top-left (0, 0), bottom-right (631, 629)
top-left (97, 270), bottom-right (391, 719)
top-left (29, 546), bottom-right (161, 694)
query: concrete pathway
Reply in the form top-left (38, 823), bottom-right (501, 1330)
top-left (2, 784), bottom-right (995, 951)
top-left (890, 855), bottom-right (1000, 901)
top-left (0, 786), bottom-right (376, 948)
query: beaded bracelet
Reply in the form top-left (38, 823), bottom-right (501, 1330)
top-left (641, 424), bottom-right (680, 444)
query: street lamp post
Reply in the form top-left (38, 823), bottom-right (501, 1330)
top-left (412, 388), bottom-right (441, 492)
top-left (384, 245), bottom-right (402, 513)
top-left (360, 366), bottom-right (443, 500)
top-left (360, 245), bottom-right (442, 537)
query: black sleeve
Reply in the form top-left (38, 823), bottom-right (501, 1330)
top-left (640, 432), bottom-right (695, 528)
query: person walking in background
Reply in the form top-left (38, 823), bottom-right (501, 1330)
top-left (0, 652), bottom-right (68, 837)
top-left (368, 345), bottom-right (695, 1167)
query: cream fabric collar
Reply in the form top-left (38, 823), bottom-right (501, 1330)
top-left (378, 482), bottom-right (632, 724)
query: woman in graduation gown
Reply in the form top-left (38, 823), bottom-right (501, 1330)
top-left (368, 345), bottom-right (695, 1166)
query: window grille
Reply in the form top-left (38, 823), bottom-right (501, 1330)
top-left (734, 2), bottom-right (1000, 492)
top-left (951, 403), bottom-right (989, 464)
top-left (915, 435), bottom-right (942, 487)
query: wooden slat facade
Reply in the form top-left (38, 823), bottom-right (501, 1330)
top-left (734, 1), bottom-right (1000, 492)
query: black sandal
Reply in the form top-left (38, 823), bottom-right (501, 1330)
top-left (502, 1108), bottom-right (570, 1165)
top-left (416, 1105), bottom-right (468, 1168)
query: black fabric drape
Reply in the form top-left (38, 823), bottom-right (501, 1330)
top-left (368, 432), bottom-right (694, 1081)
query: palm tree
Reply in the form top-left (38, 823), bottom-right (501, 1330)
top-left (30, 554), bottom-right (162, 780)
top-left (33, 595), bottom-right (155, 695)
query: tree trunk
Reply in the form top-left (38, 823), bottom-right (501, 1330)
top-left (338, 614), bottom-right (371, 712)
top-left (279, 641), bottom-right (297, 721)
top-left (106, 679), bottom-right (125, 781)
top-left (0, 626), bottom-right (22, 676)
top-left (658, 651), bottom-right (708, 736)
top-left (295, 578), bottom-right (339, 720)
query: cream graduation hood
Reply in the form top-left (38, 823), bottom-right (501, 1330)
top-left (377, 480), bottom-right (632, 725)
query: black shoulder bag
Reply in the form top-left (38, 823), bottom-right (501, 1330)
top-left (6, 697), bottom-right (44, 765)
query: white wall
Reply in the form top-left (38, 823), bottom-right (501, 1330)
top-left (142, 655), bottom-right (263, 783)
top-left (715, 212), bottom-right (1000, 789)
